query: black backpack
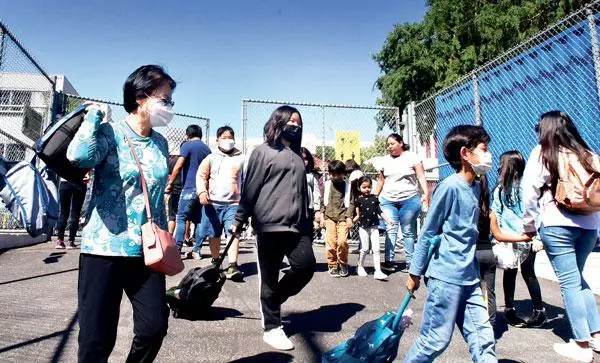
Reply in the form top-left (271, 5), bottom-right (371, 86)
top-left (35, 105), bottom-right (89, 184)
top-left (166, 234), bottom-right (236, 320)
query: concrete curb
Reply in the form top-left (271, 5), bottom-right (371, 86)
top-left (0, 230), bottom-right (47, 250)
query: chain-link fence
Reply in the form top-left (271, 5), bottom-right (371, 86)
top-left (60, 94), bottom-right (211, 153)
top-left (242, 99), bottom-right (401, 243)
top-left (407, 2), bottom-right (600, 190)
top-left (0, 21), bottom-right (57, 230)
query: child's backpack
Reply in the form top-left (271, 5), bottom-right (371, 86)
top-left (554, 149), bottom-right (600, 214)
top-left (0, 157), bottom-right (59, 237)
top-left (35, 104), bottom-right (89, 185)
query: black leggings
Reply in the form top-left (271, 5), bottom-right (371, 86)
top-left (503, 251), bottom-right (544, 310)
top-left (56, 181), bottom-right (86, 241)
top-left (256, 232), bottom-right (316, 331)
top-left (476, 248), bottom-right (497, 328)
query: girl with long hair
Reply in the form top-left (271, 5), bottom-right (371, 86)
top-left (522, 111), bottom-right (600, 362)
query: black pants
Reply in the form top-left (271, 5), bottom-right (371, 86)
top-left (503, 251), bottom-right (543, 310)
top-left (256, 232), bottom-right (316, 331)
top-left (476, 248), bottom-right (497, 328)
top-left (78, 254), bottom-right (169, 363)
top-left (57, 181), bottom-right (86, 241)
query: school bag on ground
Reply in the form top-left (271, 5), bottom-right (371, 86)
top-left (35, 104), bottom-right (89, 185)
top-left (0, 157), bottom-right (59, 238)
top-left (554, 149), bottom-right (600, 214)
top-left (166, 233), bottom-right (237, 320)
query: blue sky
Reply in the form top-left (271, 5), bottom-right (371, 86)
top-left (2, 0), bottom-right (426, 129)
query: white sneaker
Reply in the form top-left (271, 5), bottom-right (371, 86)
top-left (373, 270), bottom-right (388, 280)
top-left (263, 326), bottom-right (294, 351)
top-left (357, 265), bottom-right (368, 277)
top-left (553, 340), bottom-right (593, 362)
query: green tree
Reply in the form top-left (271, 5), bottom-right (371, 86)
top-left (360, 135), bottom-right (387, 174)
top-left (374, 0), bottom-right (586, 129)
top-left (315, 145), bottom-right (335, 162)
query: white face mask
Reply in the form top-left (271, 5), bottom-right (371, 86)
top-left (219, 139), bottom-right (235, 152)
top-left (146, 99), bottom-right (174, 127)
top-left (469, 150), bottom-right (493, 176)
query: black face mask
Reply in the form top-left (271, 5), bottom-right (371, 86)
top-left (281, 125), bottom-right (302, 143)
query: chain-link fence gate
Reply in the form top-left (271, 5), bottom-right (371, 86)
top-left (0, 21), bottom-right (57, 230)
top-left (242, 98), bottom-right (401, 244)
top-left (60, 94), bottom-right (211, 153)
top-left (406, 2), bottom-right (600, 191)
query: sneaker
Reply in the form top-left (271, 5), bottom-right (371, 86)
top-left (263, 326), bottom-right (294, 351)
top-left (211, 258), bottom-right (219, 268)
top-left (328, 267), bottom-right (340, 277)
top-left (339, 264), bottom-right (349, 277)
top-left (184, 239), bottom-right (194, 247)
top-left (350, 248), bottom-right (360, 255)
top-left (553, 340), bottom-right (593, 363)
top-left (66, 241), bottom-right (77, 249)
top-left (225, 263), bottom-right (243, 281)
top-left (357, 265), bottom-right (368, 277)
top-left (505, 308), bottom-right (526, 327)
top-left (381, 261), bottom-right (395, 272)
top-left (526, 308), bottom-right (547, 328)
top-left (191, 251), bottom-right (202, 260)
top-left (400, 263), bottom-right (411, 273)
top-left (374, 270), bottom-right (388, 280)
top-left (55, 241), bottom-right (65, 249)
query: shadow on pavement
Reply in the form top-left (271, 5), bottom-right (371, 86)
top-left (512, 299), bottom-right (570, 341)
top-left (171, 307), bottom-right (243, 322)
top-left (229, 352), bottom-right (294, 362)
top-left (0, 267), bottom-right (79, 286)
top-left (43, 251), bottom-right (67, 264)
top-left (0, 310), bottom-right (78, 361)
top-left (285, 303), bottom-right (365, 362)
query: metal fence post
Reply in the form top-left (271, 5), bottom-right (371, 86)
top-left (587, 6), bottom-right (600, 103)
top-left (321, 105), bottom-right (326, 176)
top-left (205, 118), bottom-right (210, 148)
top-left (242, 100), bottom-right (248, 154)
top-left (0, 23), bottom-right (4, 71)
top-left (473, 73), bottom-right (482, 126)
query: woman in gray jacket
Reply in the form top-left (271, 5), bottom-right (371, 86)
top-left (232, 105), bottom-right (316, 351)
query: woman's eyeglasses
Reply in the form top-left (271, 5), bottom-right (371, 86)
top-left (145, 92), bottom-right (175, 107)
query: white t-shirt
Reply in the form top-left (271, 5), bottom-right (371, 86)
top-left (380, 151), bottom-right (421, 201)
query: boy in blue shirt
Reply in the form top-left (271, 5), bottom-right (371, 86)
top-left (405, 125), bottom-right (497, 363)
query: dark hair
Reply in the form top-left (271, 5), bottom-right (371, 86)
top-left (538, 111), bottom-right (595, 196)
top-left (186, 125), bottom-right (203, 139)
top-left (301, 147), bottom-right (315, 173)
top-left (497, 150), bottom-right (525, 206)
top-left (123, 65), bottom-right (176, 113)
top-left (387, 133), bottom-right (410, 151)
top-left (443, 125), bottom-right (491, 171)
top-left (357, 175), bottom-right (372, 188)
top-left (329, 160), bottom-right (346, 174)
top-left (217, 126), bottom-right (235, 138)
top-left (477, 175), bottom-right (491, 241)
top-left (345, 159), bottom-right (361, 173)
top-left (264, 105), bottom-right (302, 153)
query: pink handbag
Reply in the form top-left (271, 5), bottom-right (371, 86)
top-left (124, 130), bottom-right (184, 276)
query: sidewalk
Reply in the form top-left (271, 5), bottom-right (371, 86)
top-left (0, 240), bottom-right (598, 362)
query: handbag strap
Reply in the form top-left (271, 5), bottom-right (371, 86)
top-left (121, 123), bottom-right (153, 222)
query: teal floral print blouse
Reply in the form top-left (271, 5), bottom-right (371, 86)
top-left (66, 107), bottom-right (169, 257)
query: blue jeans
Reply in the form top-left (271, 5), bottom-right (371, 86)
top-left (380, 195), bottom-right (421, 264)
top-left (405, 278), bottom-right (496, 363)
top-left (174, 187), bottom-right (202, 249)
top-left (539, 225), bottom-right (600, 341)
top-left (193, 204), bottom-right (238, 253)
